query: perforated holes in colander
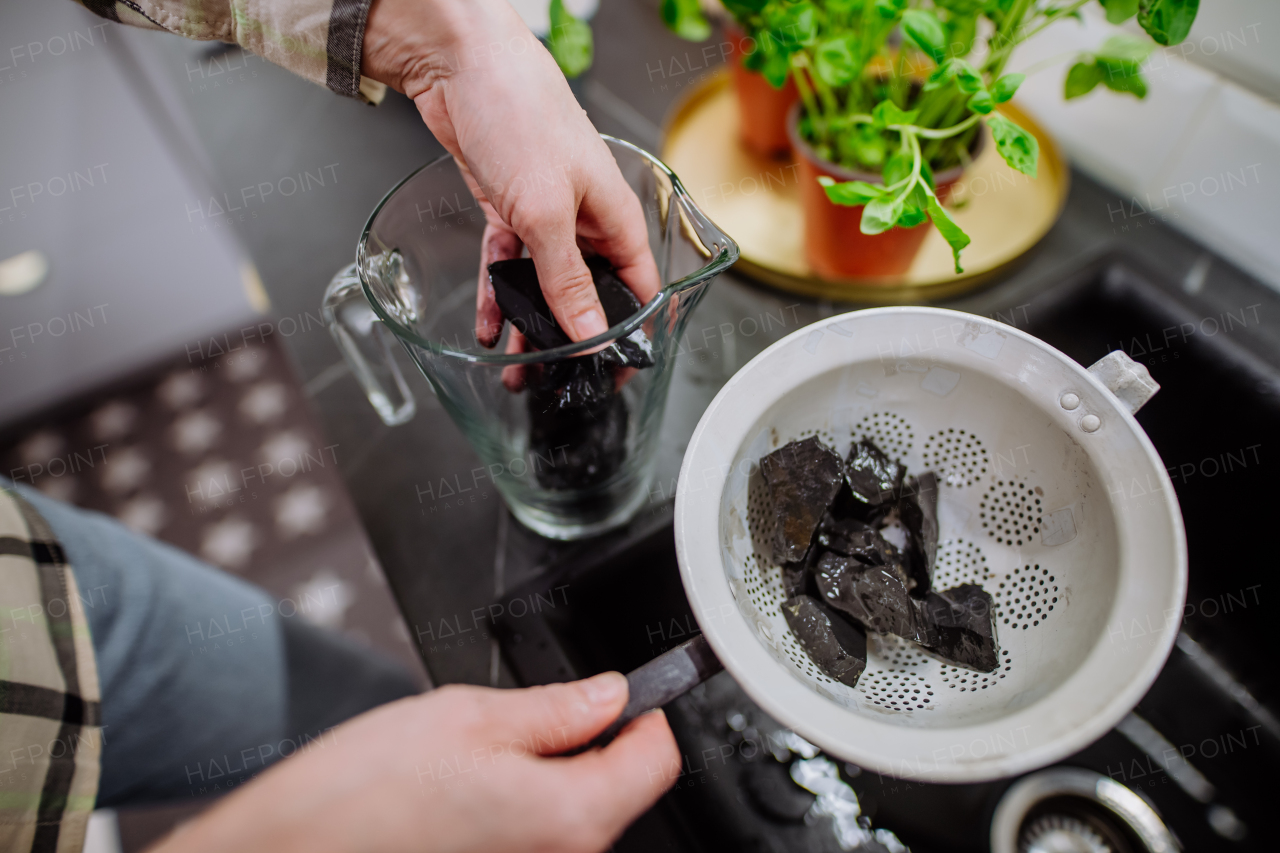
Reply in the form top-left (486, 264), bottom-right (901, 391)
top-left (859, 636), bottom-right (934, 710)
top-left (933, 538), bottom-right (993, 588)
top-left (744, 478), bottom-right (780, 614)
top-left (921, 429), bottom-right (989, 487)
top-left (797, 426), bottom-right (839, 450)
top-left (994, 564), bottom-right (1059, 631)
top-left (854, 412), bottom-right (914, 461)
top-left (978, 480), bottom-right (1044, 546)
top-left (941, 647), bottom-right (1013, 688)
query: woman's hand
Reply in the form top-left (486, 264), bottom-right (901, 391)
top-left (361, 0), bottom-right (661, 349)
top-left (150, 673), bottom-right (680, 853)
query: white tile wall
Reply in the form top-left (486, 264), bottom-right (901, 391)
top-left (1180, 0), bottom-right (1279, 102)
top-left (1007, 7), bottom-right (1280, 291)
top-left (1148, 84), bottom-right (1280, 288)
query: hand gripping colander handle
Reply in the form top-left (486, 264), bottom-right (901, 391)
top-left (591, 635), bottom-right (723, 747)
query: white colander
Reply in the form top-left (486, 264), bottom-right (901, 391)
top-left (668, 306), bottom-right (1185, 783)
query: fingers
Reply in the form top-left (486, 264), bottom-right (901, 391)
top-left (577, 160), bottom-right (662, 307)
top-left (549, 710), bottom-right (681, 848)
top-left (501, 327), bottom-right (527, 393)
top-left (476, 222), bottom-right (522, 347)
top-left (522, 218), bottom-right (611, 343)
top-left (485, 672), bottom-right (629, 755)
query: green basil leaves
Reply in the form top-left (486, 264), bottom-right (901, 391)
top-left (1138, 0), bottom-right (1199, 46)
top-left (661, 0), bottom-right (712, 42)
top-left (547, 0), bottom-right (592, 78)
top-left (1065, 34), bottom-right (1153, 100)
top-left (986, 114), bottom-right (1038, 178)
top-left (901, 10), bottom-right (948, 63)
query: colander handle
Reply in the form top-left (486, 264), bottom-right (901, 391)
top-left (590, 635), bottom-right (723, 747)
top-left (1087, 351), bottom-right (1160, 414)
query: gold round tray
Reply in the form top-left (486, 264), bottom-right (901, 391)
top-left (661, 69), bottom-right (1069, 303)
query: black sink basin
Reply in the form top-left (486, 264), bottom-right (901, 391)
top-left (1023, 255), bottom-right (1280, 711)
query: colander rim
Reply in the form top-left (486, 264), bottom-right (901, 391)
top-left (674, 306), bottom-right (1187, 783)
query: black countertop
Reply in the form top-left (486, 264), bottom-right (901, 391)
top-left (136, 0), bottom-right (1280, 697)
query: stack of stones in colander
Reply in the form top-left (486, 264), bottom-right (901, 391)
top-left (763, 436), bottom-right (999, 689)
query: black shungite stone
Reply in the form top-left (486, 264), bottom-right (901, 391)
top-left (781, 561), bottom-right (813, 598)
top-left (488, 256), bottom-right (654, 368)
top-left (766, 436), bottom-right (1002, 701)
top-left (816, 512), bottom-right (898, 568)
top-left (533, 357), bottom-right (614, 409)
top-left (780, 594), bottom-right (867, 687)
top-left (917, 584), bottom-right (999, 672)
top-left (488, 257), bottom-right (653, 490)
top-left (844, 440), bottom-right (905, 506)
top-left (527, 388), bottom-right (627, 490)
top-left (760, 438), bottom-right (846, 564)
top-left (740, 758), bottom-right (816, 823)
top-left (585, 257), bottom-right (655, 368)
top-left (488, 257), bottom-right (570, 350)
top-left (814, 552), bottom-right (923, 642)
top-left (899, 471), bottom-right (940, 595)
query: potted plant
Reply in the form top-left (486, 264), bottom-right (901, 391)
top-left (662, 0), bottom-right (801, 157)
top-left (727, 22), bottom-right (801, 157)
top-left (665, 0), bottom-right (1200, 279)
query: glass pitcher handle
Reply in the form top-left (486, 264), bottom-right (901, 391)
top-left (321, 263), bottom-right (416, 426)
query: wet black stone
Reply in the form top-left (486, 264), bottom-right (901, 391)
top-left (489, 257), bottom-right (651, 488)
top-left (585, 257), bottom-right (655, 368)
top-left (489, 257), bottom-right (569, 350)
top-left (917, 584), bottom-right (999, 672)
top-left (899, 471), bottom-right (940, 595)
top-left (781, 561), bottom-right (813, 599)
top-left (531, 357), bottom-right (615, 409)
top-left (780, 595), bottom-right (867, 687)
top-left (527, 388), bottom-right (628, 490)
top-left (816, 512), bottom-right (898, 568)
top-left (844, 440), bottom-right (905, 506)
top-left (813, 552), bottom-right (923, 642)
top-left (760, 438), bottom-right (846, 564)
top-left (740, 758), bottom-right (816, 823)
top-left (488, 256), bottom-right (654, 367)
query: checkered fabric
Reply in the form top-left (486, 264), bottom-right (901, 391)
top-left (73, 0), bottom-right (387, 104)
top-left (0, 488), bottom-right (102, 853)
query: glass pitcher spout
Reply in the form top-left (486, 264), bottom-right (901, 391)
top-left (323, 135), bottom-right (738, 539)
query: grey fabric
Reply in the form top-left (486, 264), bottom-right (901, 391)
top-left (16, 482), bottom-right (289, 805)
top-left (11, 482), bottom-right (417, 806)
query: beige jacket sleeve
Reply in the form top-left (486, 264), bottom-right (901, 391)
top-left (74, 0), bottom-right (387, 103)
top-left (0, 487), bottom-right (103, 853)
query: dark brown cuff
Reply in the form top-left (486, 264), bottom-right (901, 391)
top-left (325, 0), bottom-right (375, 100)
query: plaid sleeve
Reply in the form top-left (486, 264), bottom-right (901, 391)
top-left (73, 0), bottom-right (388, 104)
top-left (0, 489), bottom-right (102, 853)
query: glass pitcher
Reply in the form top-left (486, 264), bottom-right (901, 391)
top-left (322, 136), bottom-right (738, 540)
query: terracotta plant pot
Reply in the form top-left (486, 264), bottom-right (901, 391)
top-left (726, 26), bottom-right (799, 159)
top-left (788, 103), bottom-right (983, 279)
